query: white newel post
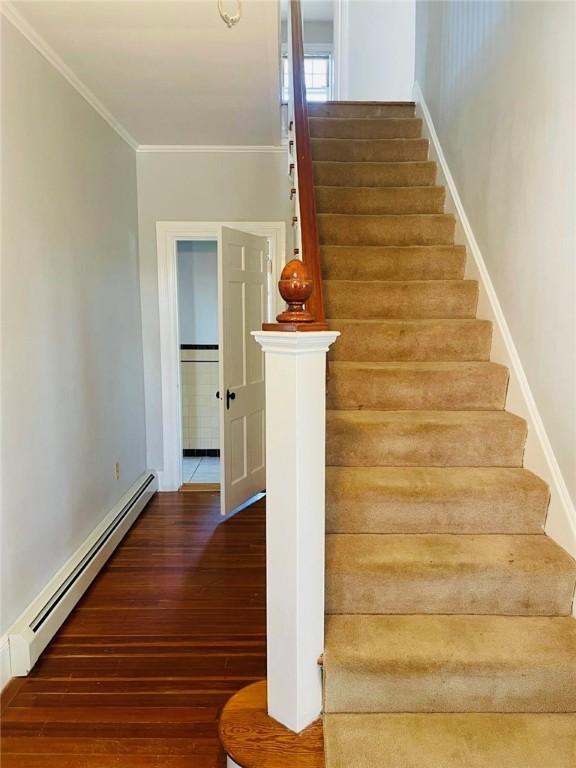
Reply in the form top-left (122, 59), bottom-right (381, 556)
top-left (252, 330), bottom-right (339, 733)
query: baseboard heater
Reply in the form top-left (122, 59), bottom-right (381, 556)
top-left (9, 471), bottom-right (158, 676)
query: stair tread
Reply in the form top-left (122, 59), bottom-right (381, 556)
top-left (324, 713), bottom-right (576, 768)
top-left (312, 137), bottom-right (428, 162)
top-left (326, 532), bottom-right (575, 577)
top-left (314, 163), bottom-right (437, 188)
top-left (324, 278), bottom-right (474, 285)
top-left (329, 317), bottom-right (488, 325)
top-left (329, 360), bottom-right (505, 370)
top-left (309, 117), bottom-right (423, 140)
top-left (313, 137), bottom-right (426, 144)
top-left (326, 410), bottom-right (527, 468)
top-left (326, 533), bottom-right (576, 616)
top-left (328, 318), bottom-right (493, 362)
top-left (318, 212), bottom-right (455, 219)
top-left (319, 214), bottom-right (455, 247)
top-left (326, 408), bottom-right (525, 425)
top-left (310, 117), bottom-right (421, 123)
top-left (327, 360), bottom-right (508, 410)
top-left (324, 614), bottom-right (576, 713)
top-left (325, 466), bottom-right (549, 534)
top-left (321, 245), bottom-right (466, 281)
top-left (324, 280), bottom-right (479, 320)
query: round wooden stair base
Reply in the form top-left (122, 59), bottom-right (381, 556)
top-left (219, 680), bottom-right (324, 767)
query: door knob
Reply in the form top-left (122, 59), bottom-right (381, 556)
top-left (226, 389), bottom-right (236, 410)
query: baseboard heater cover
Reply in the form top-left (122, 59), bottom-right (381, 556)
top-left (8, 471), bottom-right (158, 676)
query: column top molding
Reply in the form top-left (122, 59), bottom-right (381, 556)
top-left (252, 330), bottom-right (340, 355)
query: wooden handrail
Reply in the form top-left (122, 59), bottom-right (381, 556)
top-left (289, 0), bottom-right (325, 325)
top-left (263, 0), bottom-right (327, 332)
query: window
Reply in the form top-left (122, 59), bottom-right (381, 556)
top-left (282, 54), bottom-right (332, 103)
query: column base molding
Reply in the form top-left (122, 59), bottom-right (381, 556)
top-left (219, 680), bottom-right (324, 767)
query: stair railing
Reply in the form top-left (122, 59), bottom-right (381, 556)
top-left (264, 0), bottom-right (326, 332)
top-left (252, 0), bottom-right (339, 736)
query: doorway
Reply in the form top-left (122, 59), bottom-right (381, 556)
top-left (177, 240), bottom-right (221, 490)
top-left (156, 221), bottom-right (286, 513)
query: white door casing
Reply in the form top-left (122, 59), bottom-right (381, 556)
top-left (155, 221), bottom-right (285, 492)
top-left (219, 227), bottom-right (268, 516)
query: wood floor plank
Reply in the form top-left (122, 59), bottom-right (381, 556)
top-left (1, 492), bottom-right (266, 766)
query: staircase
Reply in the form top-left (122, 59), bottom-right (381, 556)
top-left (312, 101), bottom-right (576, 767)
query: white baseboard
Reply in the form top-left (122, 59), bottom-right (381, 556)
top-left (414, 81), bottom-right (576, 571)
top-left (7, 471), bottom-right (158, 677)
top-left (1, 635), bottom-right (11, 691)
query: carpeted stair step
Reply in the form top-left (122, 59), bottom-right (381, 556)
top-left (308, 101), bottom-right (415, 119)
top-left (316, 186), bottom-right (445, 214)
top-left (321, 245), bottom-right (466, 281)
top-left (318, 213), bottom-right (455, 246)
top-left (312, 138), bottom-right (429, 163)
top-left (326, 410), bottom-right (527, 467)
top-left (328, 319), bottom-right (492, 362)
top-left (325, 533), bottom-right (576, 615)
top-left (324, 615), bottom-right (576, 713)
top-left (314, 161), bottom-right (437, 188)
top-left (309, 117), bottom-right (423, 140)
top-left (325, 467), bottom-right (549, 534)
top-left (324, 280), bottom-right (478, 319)
top-left (323, 713), bottom-right (576, 768)
top-left (327, 361), bottom-right (508, 410)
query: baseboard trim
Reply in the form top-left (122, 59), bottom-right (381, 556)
top-left (0, 635), bottom-right (11, 691)
top-left (7, 471), bottom-right (158, 677)
top-left (414, 81), bottom-right (576, 570)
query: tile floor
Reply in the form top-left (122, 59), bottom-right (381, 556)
top-left (182, 456), bottom-right (220, 484)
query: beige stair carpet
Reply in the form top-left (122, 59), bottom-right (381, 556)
top-left (311, 100), bottom-right (576, 767)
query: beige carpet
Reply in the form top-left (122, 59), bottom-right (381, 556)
top-left (313, 101), bottom-right (576, 766)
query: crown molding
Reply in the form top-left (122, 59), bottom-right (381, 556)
top-left (2, 4), bottom-right (288, 156)
top-left (137, 144), bottom-right (288, 154)
top-left (1, 2), bottom-right (139, 150)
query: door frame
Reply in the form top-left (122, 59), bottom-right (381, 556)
top-left (156, 220), bottom-right (286, 491)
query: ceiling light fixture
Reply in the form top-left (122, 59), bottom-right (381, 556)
top-left (218, 0), bottom-right (241, 28)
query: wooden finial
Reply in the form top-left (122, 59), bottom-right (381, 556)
top-left (276, 259), bottom-right (314, 323)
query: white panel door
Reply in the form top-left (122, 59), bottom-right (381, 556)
top-left (218, 227), bottom-right (267, 516)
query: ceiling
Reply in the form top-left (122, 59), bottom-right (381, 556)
top-left (10, 0), bottom-right (283, 147)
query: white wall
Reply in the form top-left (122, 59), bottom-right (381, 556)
top-left (1, 20), bottom-right (146, 634)
top-left (177, 241), bottom-right (218, 346)
top-left (136, 150), bottom-right (291, 472)
top-left (415, 1), bottom-right (576, 504)
top-left (338, 0), bottom-right (415, 100)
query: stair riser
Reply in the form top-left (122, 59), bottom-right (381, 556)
top-left (324, 714), bottom-right (576, 768)
top-left (325, 468), bottom-right (550, 535)
top-left (325, 615), bottom-right (576, 714)
top-left (308, 104), bottom-right (416, 118)
top-left (316, 187), bottom-right (445, 215)
top-left (327, 570), bottom-right (576, 616)
top-left (324, 281), bottom-right (478, 319)
top-left (309, 117), bottom-right (423, 140)
top-left (326, 415), bottom-right (527, 467)
top-left (314, 161), bottom-right (437, 188)
top-left (326, 535), bottom-right (576, 616)
top-left (329, 320), bottom-right (493, 362)
top-left (312, 138), bottom-right (429, 162)
top-left (327, 364), bottom-right (508, 410)
top-left (321, 246), bottom-right (466, 281)
top-left (325, 667), bottom-right (576, 714)
top-left (319, 214), bottom-right (455, 246)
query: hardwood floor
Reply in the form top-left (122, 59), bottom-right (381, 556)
top-left (1, 491), bottom-right (267, 767)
